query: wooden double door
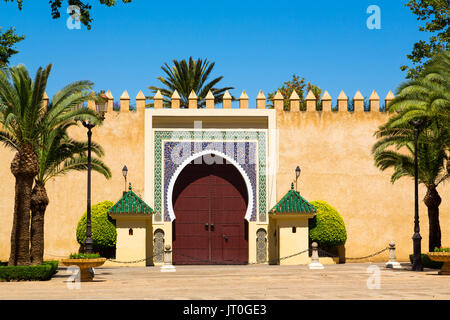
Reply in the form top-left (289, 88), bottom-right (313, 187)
top-left (172, 158), bottom-right (248, 265)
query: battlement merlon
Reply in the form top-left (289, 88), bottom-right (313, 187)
top-left (41, 89), bottom-right (395, 113)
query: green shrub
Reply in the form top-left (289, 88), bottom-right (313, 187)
top-left (409, 254), bottom-right (443, 269)
top-left (0, 261), bottom-right (59, 281)
top-left (45, 260), bottom-right (59, 274)
top-left (76, 201), bottom-right (117, 252)
top-left (434, 247), bottom-right (450, 252)
top-left (69, 253), bottom-right (100, 259)
top-left (309, 201), bottom-right (347, 248)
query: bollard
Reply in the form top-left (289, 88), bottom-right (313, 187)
top-left (160, 244), bottom-right (176, 272)
top-left (385, 241), bottom-right (402, 269)
top-left (309, 242), bottom-right (324, 270)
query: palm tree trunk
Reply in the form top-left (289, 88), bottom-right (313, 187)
top-left (424, 186), bottom-right (442, 252)
top-left (8, 145), bottom-right (39, 266)
top-left (30, 181), bottom-right (49, 265)
top-left (8, 174), bottom-right (34, 266)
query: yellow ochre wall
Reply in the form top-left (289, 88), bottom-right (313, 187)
top-left (275, 110), bottom-right (449, 262)
top-left (0, 89), bottom-right (448, 264)
top-left (0, 92), bottom-right (146, 261)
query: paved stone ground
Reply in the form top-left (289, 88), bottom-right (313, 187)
top-left (0, 263), bottom-right (449, 300)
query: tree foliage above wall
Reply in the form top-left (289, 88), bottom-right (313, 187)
top-left (401, 0), bottom-right (450, 79)
top-left (3, 0), bottom-right (132, 30)
top-left (0, 27), bottom-right (24, 68)
top-left (267, 74), bottom-right (322, 111)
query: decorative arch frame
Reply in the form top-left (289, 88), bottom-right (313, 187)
top-left (166, 149), bottom-right (254, 222)
top-left (152, 130), bottom-right (267, 223)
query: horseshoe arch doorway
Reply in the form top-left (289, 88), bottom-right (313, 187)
top-left (171, 154), bottom-right (249, 265)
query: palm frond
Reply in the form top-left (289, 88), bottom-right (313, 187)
top-left (44, 156), bottom-right (111, 183)
top-left (372, 50), bottom-right (449, 187)
top-left (0, 129), bottom-right (18, 150)
top-left (149, 57), bottom-right (234, 108)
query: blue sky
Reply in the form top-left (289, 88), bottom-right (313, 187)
top-left (1, 0), bottom-right (425, 105)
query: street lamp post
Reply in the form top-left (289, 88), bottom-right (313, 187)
top-left (122, 165), bottom-right (128, 196)
top-left (80, 94), bottom-right (106, 254)
top-left (410, 119), bottom-right (424, 271)
top-left (82, 120), bottom-right (95, 254)
top-left (295, 166), bottom-right (301, 192)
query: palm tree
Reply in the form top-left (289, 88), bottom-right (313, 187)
top-left (0, 65), bottom-right (50, 266)
top-left (29, 123), bottom-right (111, 265)
top-left (148, 57), bottom-right (234, 108)
top-left (373, 50), bottom-right (450, 252)
top-left (373, 122), bottom-right (449, 251)
top-left (0, 64), bottom-right (101, 265)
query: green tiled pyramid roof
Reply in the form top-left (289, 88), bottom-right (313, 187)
top-left (269, 183), bottom-right (317, 214)
top-left (109, 184), bottom-right (154, 215)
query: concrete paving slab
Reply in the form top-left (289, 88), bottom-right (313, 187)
top-left (0, 263), bottom-right (449, 300)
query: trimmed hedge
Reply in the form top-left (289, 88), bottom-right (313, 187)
top-left (309, 200), bottom-right (347, 248)
top-left (409, 254), bottom-right (443, 269)
top-left (76, 201), bottom-right (117, 252)
top-left (0, 261), bottom-right (59, 281)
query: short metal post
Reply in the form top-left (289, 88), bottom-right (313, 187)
top-left (309, 242), bottom-right (324, 270)
top-left (386, 241), bottom-right (402, 269)
top-left (160, 244), bottom-right (176, 272)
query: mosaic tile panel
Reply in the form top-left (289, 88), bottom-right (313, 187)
top-left (163, 141), bottom-right (257, 221)
top-left (153, 131), bottom-right (267, 222)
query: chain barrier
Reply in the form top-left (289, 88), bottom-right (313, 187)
top-left (44, 252), bottom-right (162, 264)
top-left (105, 252), bottom-right (162, 264)
top-left (276, 249), bottom-right (310, 263)
top-left (49, 248), bottom-right (310, 265)
top-left (106, 256), bottom-right (155, 264)
top-left (344, 247), bottom-right (389, 260)
top-left (175, 249), bottom-right (311, 265)
top-left (46, 246), bottom-right (389, 265)
top-left (317, 247), bottom-right (389, 260)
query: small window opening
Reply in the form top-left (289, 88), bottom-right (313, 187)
top-left (292, 227), bottom-right (297, 233)
top-left (129, 228), bottom-right (133, 236)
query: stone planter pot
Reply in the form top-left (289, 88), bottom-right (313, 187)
top-left (61, 258), bottom-right (106, 282)
top-left (427, 252), bottom-right (450, 275)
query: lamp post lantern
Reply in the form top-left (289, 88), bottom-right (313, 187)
top-left (295, 166), bottom-right (301, 192)
top-left (410, 119), bottom-right (424, 271)
top-left (122, 165), bottom-right (128, 196)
